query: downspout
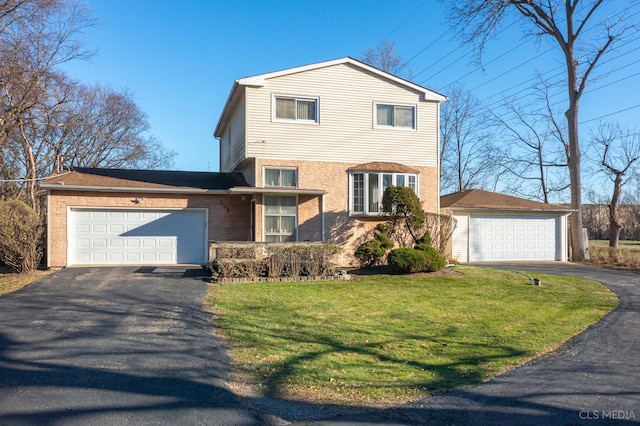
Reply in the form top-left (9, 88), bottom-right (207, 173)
top-left (321, 194), bottom-right (326, 242)
top-left (46, 191), bottom-right (51, 269)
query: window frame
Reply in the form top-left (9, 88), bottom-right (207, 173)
top-left (272, 94), bottom-right (319, 124)
top-left (263, 194), bottom-right (298, 242)
top-left (263, 167), bottom-right (298, 188)
top-left (373, 102), bottom-right (417, 130)
top-left (349, 171), bottom-right (419, 216)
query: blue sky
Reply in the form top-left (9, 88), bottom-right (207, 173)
top-left (61, 0), bottom-right (640, 185)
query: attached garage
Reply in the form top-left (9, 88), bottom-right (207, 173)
top-left (68, 208), bottom-right (207, 265)
top-left (442, 189), bottom-right (572, 263)
top-left (42, 167), bottom-right (253, 268)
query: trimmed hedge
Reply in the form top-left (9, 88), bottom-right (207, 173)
top-left (205, 244), bottom-right (342, 279)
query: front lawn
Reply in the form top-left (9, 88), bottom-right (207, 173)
top-left (206, 266), bottom-right (618, 406)
top-left (0, 267), bottom-right (52, 296)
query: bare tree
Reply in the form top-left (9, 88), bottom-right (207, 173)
top-left (492, 83), bottom-right (570, 203)
top-left (360, 38), bottom-right (412, 78)
top-left (591, 123), bottom-right (640, 247)
top-left (0, 0), bottom-right (175, 211)
top-left (440, 84), bottom-right (498, 194)
top-left (41, 84), bottom-right (175, 171)
top-left (444, 0), bottom-right (634, 260)
top-left (0, 0), bottom-right (93, 149)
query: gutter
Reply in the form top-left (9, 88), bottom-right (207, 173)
top-left (41, 184), bottom-right (231, 194)
top-left (41, 184), bottom-right (328, 196)
top-left (444, 207), bottom-right (576, 214)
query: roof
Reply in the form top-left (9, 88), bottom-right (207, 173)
top-left (440, 189), bottom-right (573, 213)
top-left (347, 162), bottom-right (419, 173)
top-left (214, 57), bottom-right (447, 137)
top-left (41, 167), bottom-right (250, 193)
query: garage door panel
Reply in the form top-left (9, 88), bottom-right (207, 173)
top-left (470, 215), bottom-right (558, 262)
top-left (70, 209), bottom-right (206, 265)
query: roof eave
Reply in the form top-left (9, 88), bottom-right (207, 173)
top-left (229, 187), bottom-right (327, 196)
top-left (443, 206), bottom-right (575, 214)
top-left (236, 57), bottom-right (447, 102)
top-left (41, 184), bottom-right (232, 194)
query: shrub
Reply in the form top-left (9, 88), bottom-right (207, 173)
top-left (206, 243), bottom-right (342, 279)
top-left (420, 245), bottom-right (446, 272)
top-left (388, 248), bottom-right (427, 274)
top-left (416, 232), bottom-right (432, 247)
top-left (0, 200), bottom-right (43, 273)
top-left (355, 240), bottom-right (386, 267)
top-left (266, 253), bottom-right (287, 278)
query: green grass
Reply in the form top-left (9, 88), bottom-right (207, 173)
top-left (206, 266), bottom-right (618, 405)
top-left (589, 240), bottom-right (640, 248)
top-left (0, 268), bottom-right (52, 296)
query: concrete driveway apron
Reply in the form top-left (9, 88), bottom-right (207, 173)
top-left (0, 267), bottom-right (264, 425)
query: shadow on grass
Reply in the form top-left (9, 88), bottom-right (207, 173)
top-left (221, 312), bottom-right (530, 402)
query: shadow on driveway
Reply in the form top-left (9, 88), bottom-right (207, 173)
top-left (0, 267), bottom-right (261, 425)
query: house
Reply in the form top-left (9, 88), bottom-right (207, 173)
top-left (41, 57), bottom-right (446, 267)
top-left (441, 189), bottom-right (572, 263)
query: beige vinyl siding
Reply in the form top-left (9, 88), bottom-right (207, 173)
top-left (220, 95), bottom-right (247, 173)
top-left (245, 63), bottom-right (439, 168)
top-left (239, 159), bottom-right (256, 187)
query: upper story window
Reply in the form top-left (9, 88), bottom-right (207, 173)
top-left (264, 167), bottom-right (297, 187)
top-left (375, 103), bottom-right (416, 130)
top-left (273, 95), bottom-right (318, 123)
top-left (350, 172), bottom-right (418, 215)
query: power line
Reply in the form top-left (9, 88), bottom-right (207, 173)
top-left (582, 104), bottom-right (640, 124)
top-left (385, 0), bottom-right (428, 39)
top-left (440, 3), bottom-right (640, 100)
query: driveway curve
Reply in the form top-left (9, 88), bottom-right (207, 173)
top-left (0, 267), bottom-right (265, 425)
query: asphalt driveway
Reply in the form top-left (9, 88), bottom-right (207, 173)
top-left (0, 267), bottom-right (264, 425)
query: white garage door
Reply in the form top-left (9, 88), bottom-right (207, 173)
top-left (69, 209), bottom-right (207, 265)
top-left (469, 215), bottom-right (559, 262)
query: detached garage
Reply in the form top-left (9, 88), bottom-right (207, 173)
top-left (441, 189), bottom-right (572, 263)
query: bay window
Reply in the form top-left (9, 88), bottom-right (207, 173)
top-left (350, 172), bottom-right (419, 215)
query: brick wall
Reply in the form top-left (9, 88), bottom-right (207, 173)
top-left (255, 159), bottom-right (439, 265)
top-left (47, 191), bottom-right (251, 268)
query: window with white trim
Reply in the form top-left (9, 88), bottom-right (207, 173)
top-left (264, 168), bottom-right (297, 187)
top-left (273, 95), bottom-right (318, 123)
top-left (350, 172), bottom-right (419, 215)
top-left (264, 195), bottom-right (297, 242)
top-left (374, 103), bottom-right (415, 129)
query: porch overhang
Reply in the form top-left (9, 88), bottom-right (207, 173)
top-left (228, 187), bottom-right (327, 196)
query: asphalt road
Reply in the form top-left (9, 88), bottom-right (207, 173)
top-left (0, 267), bottom-right (265, 425)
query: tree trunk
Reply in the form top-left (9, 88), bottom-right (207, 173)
top-left (609, 174), bottom-right (623, 248)
top-left (564, 34), bottom-right (586, 261)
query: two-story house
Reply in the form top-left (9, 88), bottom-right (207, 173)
top-left (42, 57), bottom-right (446, 267)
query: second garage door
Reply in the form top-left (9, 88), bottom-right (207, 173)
top-left (469, 215), bottom-right (559, 262)
top-left (69, 208), bottom-right (207, 265)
